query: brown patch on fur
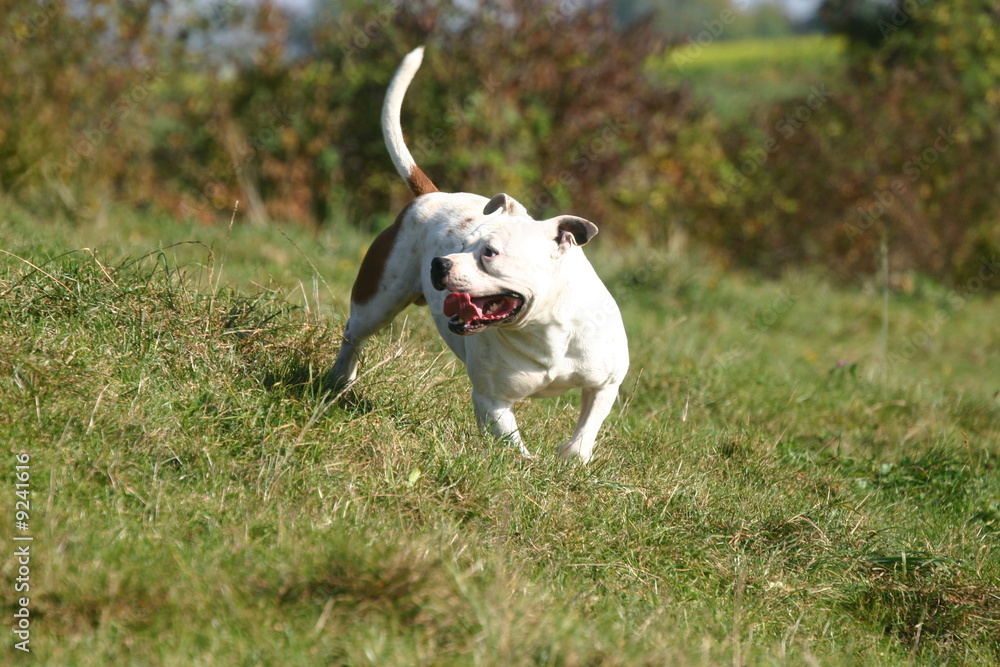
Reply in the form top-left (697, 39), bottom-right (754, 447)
top-left (413, 294), bottom-right (427, 306)
top-left (407, 166), bottom-right (438, 196)
top-left (351, 202), bottom-right (415, 305)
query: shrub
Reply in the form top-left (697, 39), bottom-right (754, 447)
top-left (4, 0), bottom-right (996, 287)
top-left (0, 0), bottom-right (165, 216)
top-left (2, 0), bottom-right (717, 243)
top-left (695, 0), bottom-right (1000, 286)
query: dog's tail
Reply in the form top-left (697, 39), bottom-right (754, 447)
top-left (382, 46), bottom-right (439, 197)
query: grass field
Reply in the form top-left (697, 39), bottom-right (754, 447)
top-left (2, 204), bottom-right (999, 664)
top-left (656, 34), bottom-right (848, 120)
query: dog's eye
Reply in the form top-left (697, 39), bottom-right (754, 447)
top-left (483, 245), bottom-right (499, 259)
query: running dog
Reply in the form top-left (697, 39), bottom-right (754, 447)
top-left (328, 47), bottom-right (629, 463)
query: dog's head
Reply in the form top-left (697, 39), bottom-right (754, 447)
top-left (430, 193), bottom-right (598, 336)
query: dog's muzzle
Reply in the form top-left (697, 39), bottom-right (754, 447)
top-left (430, 257), bottom-right (452, 291)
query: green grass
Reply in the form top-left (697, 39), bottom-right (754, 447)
top-left (655, 34), bottom-right (847, 120)
top-left (2, 204), bottom-right (998, 664)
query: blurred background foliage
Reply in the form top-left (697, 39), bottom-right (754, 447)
top-left (1, 0), bottom-right (998, 286)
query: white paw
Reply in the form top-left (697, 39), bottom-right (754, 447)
top-left (558, 440), bottom-right (591, 464)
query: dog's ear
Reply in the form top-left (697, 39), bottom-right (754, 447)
top-left (484, 193), bottom-right (527, 217)
top-left (553, 216), bottom-right (599, 249)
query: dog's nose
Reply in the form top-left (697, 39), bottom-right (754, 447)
top-left (430, 257), bottom-right (453, 291)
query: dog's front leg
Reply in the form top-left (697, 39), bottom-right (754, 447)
top-left (558, 385), bottom-right (620, 464)
top-left (472, 391), bottom-right (531, 457)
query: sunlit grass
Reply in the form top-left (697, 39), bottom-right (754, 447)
top-left (1, 204), bottom-right (998, 663)
top-left (655, 34), bottom-right (848, 119)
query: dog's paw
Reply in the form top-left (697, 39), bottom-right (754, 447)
top-left (320, 371), bottom-right (352, 394)
top-left (557, 440), bottom-right (592, 464)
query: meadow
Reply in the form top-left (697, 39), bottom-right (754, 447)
top-left (654, 34), bottom-right (848, 120)
top-left (2, 204), bottom-right (998, 664)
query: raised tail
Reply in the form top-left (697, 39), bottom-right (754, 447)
top-left (382, 46), bottom-right (439, 197)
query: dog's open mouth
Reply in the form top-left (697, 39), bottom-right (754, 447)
top-left (443, 291), bottom-right (524, 335)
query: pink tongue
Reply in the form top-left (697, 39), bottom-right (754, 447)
top-left (443, 292), bottom-right (482, 321)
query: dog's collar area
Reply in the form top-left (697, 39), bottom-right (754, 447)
top-left (444, 291), bottom-right (524, 335)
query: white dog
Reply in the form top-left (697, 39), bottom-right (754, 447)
top-left (329, 47), bottom-right (629, 463)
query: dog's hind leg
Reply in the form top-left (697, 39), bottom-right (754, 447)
top-left (328, 283), bottom-right (421, 392)
top-left (327, 204), bottom-right (423, 391)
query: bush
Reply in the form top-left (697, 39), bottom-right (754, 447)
top-left (0, 0), bottom-right (165, 216)
top-left (4, 0), bottom-right (996, 287)
top-left (2, 0), bottom-right (717, 243)
top-left (695, 0), bottom-right (1000, 286)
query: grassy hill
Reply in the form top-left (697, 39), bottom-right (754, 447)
top-left (655, 34), bottom-right (848, 120)
top-left (2, 205), bottom-right (998, 663)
